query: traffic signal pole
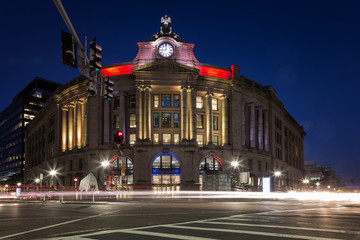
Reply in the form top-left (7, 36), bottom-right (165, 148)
top-left (53, 0), bottom-right (84, 52)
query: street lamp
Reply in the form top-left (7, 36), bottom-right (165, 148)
top-left (101, 160), bottom-right (110, 168)
top-left (35, 178), bottom-right (40, 183)
top-left (50, 170), bottom-right (57, 176)
top-left (303, 179), bottom-right (309, 184)
top-left (231, 161), bottom-right (239, 168)
top-left (17, 182), bottom-right (21, 186)
top-left (274, 171), bottom-right (281, 177)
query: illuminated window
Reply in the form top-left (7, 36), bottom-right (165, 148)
top-left (152, 154), bottom-right (180, 170)
top-left (213, 116), bottom-right (218, 130)
top-left (153, 113), bottom-right (159, 127)
top-left (212, 135), bottom-right (218, 146)
top-left (153, 94), bottom-right (159, 107)
top-left (161, 113), bottom-right (171, 127)
top-left (153, 133), bottom-right (159, 144)
top-left (173, 113), bottom-right (179, 128)
top-left (114, 115), bottom-right (120, 129)
top-left (129, 114), bottom-right (136, 128)
top-left (196, 114), bottom-right (203, 129)
top-left (212, 98), bottom-right (218, 111)
top-left (197, 135), bottom-right (204, 147)
top-left (33, 91), bottom-right (42, 98)
top-left (162, 133), bottom-right (171, 144)
top-left (196, 96), bottom-right (203, 109)
top-left (129, 134), bottom-right (136, 146)
top-left (174, 134), bottom-right (180, 144)
top-left (161, 94), bottom-right (171, 107)
top-left (173, 94), bottom-right (180, 107)
top-left (199, 157), bottom-right (222, 171)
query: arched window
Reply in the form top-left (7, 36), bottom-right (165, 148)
top-left (110, 157), bottom-right (133, 174)
top-left (152, 154), bottom-right (180, 185)
top-left (199, 157), bottom-right (222, 171)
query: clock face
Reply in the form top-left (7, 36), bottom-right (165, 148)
top-left (158, 43), bottom-right (174, 58)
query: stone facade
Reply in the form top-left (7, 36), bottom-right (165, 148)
top-left (24, 17), bottom-right (305, 191)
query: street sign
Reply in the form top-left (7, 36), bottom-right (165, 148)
top-left (78, 48), bottom-right (89, 78)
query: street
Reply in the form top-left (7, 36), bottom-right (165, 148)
top-left (0, 198), bottom-right (359, 240)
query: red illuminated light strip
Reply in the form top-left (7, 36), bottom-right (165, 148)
top-left (101, 64), bottom-right (232, 80)
top-left (101, 65), bottom-right (134, 77)
top-left (195, 66), bottom-right (231, 80)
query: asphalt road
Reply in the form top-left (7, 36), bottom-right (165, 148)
top-left (0, 199), bottom-right (359, 240)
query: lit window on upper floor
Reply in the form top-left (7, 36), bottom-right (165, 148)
top-left (153, 94), bottom-right (159, 107)
top-left (161, 94), bottom-right (171, 107)
top-left (33, 91), bottom-right (42, 98)
top-left (212, 98), bottom-right (218, 111)
top-left (173, 94), bottom-right (180, 107)
top-left (129, 134), bottom-right (136, 146)
top-left (196, 96), bottom-right (203, 109)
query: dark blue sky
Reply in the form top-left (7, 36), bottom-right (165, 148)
top-left (1, 1), bottom-right (359, 183)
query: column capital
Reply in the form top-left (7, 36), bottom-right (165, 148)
top-left (220, 94), bottom-right (228, 100)
top-left (205, 92), bottom-right (214, 97)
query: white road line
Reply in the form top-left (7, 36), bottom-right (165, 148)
top-left (163, 225), bottom-right (343, 240)
top-left (120, 229), bottom-right (218, 240)
top-left (203, 220), bottom-right (360, 235)
top-left (0, 210), bottom-right (120, 240)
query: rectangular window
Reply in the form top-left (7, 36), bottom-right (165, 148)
top-left (265, 162), bottom-right (269, 173)
top-left (173, 94), bottom-right (180, 107)
top-left (161, 94), bottom-right (171, 107)
top-left (114, 97), bottom-right (120, 109)
top-left (153, 113), bottom-right (159, 127)
top-left (129, 114), bottom-right (136, 128)
top-left (129, 134), bottom-right (136, 146)
top-left (212, 135), bottom-right (218, 146)
top-left (196, 114), bottom-right (203, 129)
top-left (196, 96), bottom-right (203, 109)
top-left (161, 113), bottom-right (171, 127)
top-left (173, 113), bottom-right (179, 128)
top-left (114, 115), bottom-right (120, 129)
top-left (162, 133), bottom-right (171, 144)
top-left (213, 116), bottom-right (218, 130)
top-left (129, 95), bottom-right (136, 108)
top-left (197, 135), bottom-right (204, 147)
top-left (212, 98), bottom-right (218, 111)
top-left (153, 94), bottom-right (159, 108)
top-left (153, 133), bottom-right (159, 144)
top-left (174, 133), bottom-right (180, 144)
top-left (70, 160), bottom-right (73, 171)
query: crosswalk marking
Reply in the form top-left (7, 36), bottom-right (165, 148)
top-left (119, 229), bottom-right (218, 240)
top-left (163, 225), bottom-right (343, 240)
top-left (203, 220), bottom-right (360, 235)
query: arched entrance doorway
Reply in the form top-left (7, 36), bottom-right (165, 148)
top-left (199, 156), bottom-right (228, 191)
top-left (152, 153), bottom-right (180, 191)
top-left (109, 156), bottom-right (133, 190)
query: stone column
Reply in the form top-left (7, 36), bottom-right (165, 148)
top-left (61, 107), bottom-right (68, 152)
top-left (68, 104), bottom-right (75, 150)
top-left (205, 92), bottom-right (213, 144)
top-left (76, 101), bottom-right (82, 149)
top-left (221, 95), bottom-right (228, 145)
top-left (103, 98), bottom-right (110, 144)
top-left (144, 86), bottom-right (151, 140)
top-left (264, 110), bottom-right (269, 151)
top-left (181, 86), bottom-right (187, 140)
top-left (191, 88), bottom-right (197, 141)
top-left (81, 100), bottom-right (86, 147)
top-left (136, 86), bottom-right (143, 140)
top-left (250, 103), bottom-right (255, 148)
top-left (258, 106), bottom-right (263, 150)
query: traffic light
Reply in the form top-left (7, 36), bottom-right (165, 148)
top-left (104, 77), bottom-right (114, 100)
top-left (89, 38), bottom-right (102, 71)
top-left (61, 31), bottom-right (77, 69)
top-left (114, 130), bottom-right (124, 146)
top-left (87, 80), bottom-right (97, 97)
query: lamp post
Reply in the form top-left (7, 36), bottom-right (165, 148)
top-left (101, 160), bottom-right (110, 189)
top-left (35, 178), bottom-right (40, 191)
top-left (274, 171), bottom-right (282, 192)
top-left (49, 169), bottom-right (57, 189)
top-left (303, 178), bottom-right (309, 191)
top-left (231, 161), bottom-right (239, 190)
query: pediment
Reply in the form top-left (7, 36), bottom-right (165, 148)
top-left (132, 60), bottom-right (199, 75)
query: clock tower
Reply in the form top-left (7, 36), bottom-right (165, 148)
top-left (133, 16), bottom-right (199, 67)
